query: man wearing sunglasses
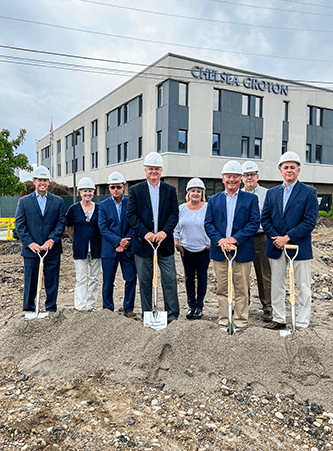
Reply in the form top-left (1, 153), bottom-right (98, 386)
top-left (98, 172), bottom-right (137, 319)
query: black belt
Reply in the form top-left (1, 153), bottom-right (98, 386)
top-left (255, 231), bottom-right (265, 237)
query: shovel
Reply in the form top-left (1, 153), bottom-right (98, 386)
top-left (280, 244), bottom-right (299, 337)
top-left (143, 242), bottom-right (167, 331)
top-left (25, 250), bottom-right (49, 320)
top-left (220, 245), bottom-right (239, 335)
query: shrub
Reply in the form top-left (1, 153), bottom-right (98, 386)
top-left (20, 181), bottom-right (71, 196)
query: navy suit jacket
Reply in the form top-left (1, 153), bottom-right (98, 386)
top-left (127, 181), bottom-right (179, 258)
top-left (261, 180), bottom-right (318, 260)
top-left (15, 191), bottom-right (66, 258)
top-left (98, 196), bottom-right (133, 259)
top-left (204, 190), bottom-right (260, 263)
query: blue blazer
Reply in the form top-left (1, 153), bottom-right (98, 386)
top-left (261, 180), bottom-right (318, 260)
top-left (98, 196), bottom-right (133, 259)
top-left (127, 181), bottom-right (179, 258)
top-left (66, 202), bottom-right (101, 259)
top-left (204, 190), bottom-right (260, 263)
top-left (15, 192), bottom-right (66, 258)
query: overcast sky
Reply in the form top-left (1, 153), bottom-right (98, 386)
top-left (1, 0), bottom-right (333, 164)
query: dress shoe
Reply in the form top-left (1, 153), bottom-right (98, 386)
top-left (186, 308), bottom-right (195, 320)
top-left (264, 321), bottom-right (286, 330)
top-left (124, 311), bottom-right (137, 320)
top-left (263, 312), bottom-right (272, 323)
top-left (192, 307), bottom-right (203, 320)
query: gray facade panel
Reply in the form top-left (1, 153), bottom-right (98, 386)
top-left (282, 121), bottom-right (289, 142)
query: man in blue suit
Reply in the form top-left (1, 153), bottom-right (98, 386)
top-left (127, 152), bottom-right (179, 324)
top-left (205, 160), bottom-right (260, 328)
top-left (98, 172), bottom-right (137, 318)
top-left (261, 151), bottom-right (318, 330)
top-left (15, 166), bottom-right (66, 312)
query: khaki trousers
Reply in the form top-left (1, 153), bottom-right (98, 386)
top-left (214, 259), bottom-right (251, 328)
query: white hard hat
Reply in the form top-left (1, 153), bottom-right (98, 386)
top-left (33, 166), bottom-right (51, 180)
top-left (186, 178), bottom-right (205, 192)
top-left (278, 151), bottom-right (301, 167)
top-left (242, 161), bottom-right (259, 174)
top-left (107, 171), bottom-right (126, 185)
top-left (221, 160), bottom-right (243, 175)
top-left (143, 152), bottom-right (164, 167)
top-left (77, 177), bottom-right (95, 190)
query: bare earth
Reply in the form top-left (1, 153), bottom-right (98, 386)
top-left (0, 218), bottom-right (332, 450)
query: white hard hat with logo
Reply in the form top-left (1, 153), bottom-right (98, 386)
top-left (77, 177), bottom-right (95, 190)
top-left (221, 160), bottom-right (243, 175)
top-left (33, 166), bottom-right (51, 180)
top-left (186, 178), bottom-right (205, 192)
top-left (107, 172), bottom-right (126, 185)
top-left (242, 161), bottom-right (259, 174)
top-left (278, 151), bottom-right (301, 167)
top-left (143, 152), bottom-right (164, 167)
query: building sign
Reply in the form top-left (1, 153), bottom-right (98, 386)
top-left (191, 66), bottom-right (288, 96)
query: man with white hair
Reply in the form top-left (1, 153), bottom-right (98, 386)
top-left (261, 151), bottom-right (318, 330)
top-left (242, 161), bottom-right (272, 322)
top-left (205, 160), bottom-right (260, 328)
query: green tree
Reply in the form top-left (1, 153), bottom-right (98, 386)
top-left (0, 129), bottom-right (32, 196)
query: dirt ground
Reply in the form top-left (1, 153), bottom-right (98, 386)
top-left (0, 218), bottom-right (333, 450)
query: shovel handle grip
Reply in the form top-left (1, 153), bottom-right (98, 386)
top-left (285, 244), bottom-right (298, 250)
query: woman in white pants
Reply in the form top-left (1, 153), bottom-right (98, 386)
top-left (66, 178), bottom-right (101, 311)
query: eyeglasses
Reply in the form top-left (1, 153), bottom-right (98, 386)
top-left (243, 173), bottom-right (258, 178)
top-left (109, 185), bottom-right (123, 190)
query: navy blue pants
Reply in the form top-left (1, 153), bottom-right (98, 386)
top-left (101, 254), bottom-right (137, 312)
top-left (181, 248), bottom-right (210, 309)
top-left (23, 255), bottom-right (61, 312)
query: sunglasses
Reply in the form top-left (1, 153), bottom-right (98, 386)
top-left (110, 185), bottom-right (123, 190)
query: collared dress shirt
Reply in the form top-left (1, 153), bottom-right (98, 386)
top-left (282, 180), bottom-right (297, 211)
top-left (36, 191), bottom-right (47, 216)
top-left (112, 196), bottom-right (124, 221)
top-left (147, 181), bottom-right (160, 233)
top-left (225, 189), bottom-right (239, 238)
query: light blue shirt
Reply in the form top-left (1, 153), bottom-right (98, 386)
top-left (224, 189), bottom-right (239, 238)
top-left (282, 181), bottom-right (297, 212)
top-left (111, 196), bottom-right (124, 221)
top-left (36, 191), bottom-right (47, 216)
top-left (147, 181), bottom-right (160, 233)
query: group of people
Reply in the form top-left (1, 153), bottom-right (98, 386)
top-left (15, 149), bottom-right (319, 330)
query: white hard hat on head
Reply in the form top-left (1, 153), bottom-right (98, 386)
top-left (77, 177), bottom-right (95, 190)
top-left (107, 172), bottom-right (126, 185)
top-left (33, 166), bottom-right (51, 180)
top-left (242, 161), bottom-right (259, 174)
top-left (143, 152), bottom-right (164, 167)
top-left (221, 160), bottom-right (243, 176)
top-left (186, 178), bottom-right (205, 192)
top-left (278, 151), bottom-right (301, 167)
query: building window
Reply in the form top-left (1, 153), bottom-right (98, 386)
top-left (157, 84), bottom-right (163, 108)
top-left (213, 89), bottom-right (220, 112)
top-left (106, 148), bottom-right (110, 165)
top-left (306, 144), bottom-right (311, 163)
top-left (91, 153), bottom-right (95, 169)
top-left (117, 107), bottom-right (122, 126)
top-left (57, 140), bottom-right (61, 154)
top-left (57, 164), bottom-right (61, 177)
top-left (254, 138), bottom-right (262, 159)
top-left (91, 119), bottom-right (98, 138)
top-left (241, 137), bottom-right (250, 158)
top-left (139, 95), bottom-right (143, 117)
top-left (107, 112), bottom-right (112, 131)
top-left (255, 97), bottom-right (262, 118)
top-left (138, 137), bottom-right (142, 159)
top-left (65, 134), bottom-right (72, 149)
top-left (316, 108), bottom-right (323, 127)
top-left (75, 158), bottom-right (78, 172)
top-left (82, 156), bottom-right (85, 171)
top-left (117, 144), bottom-right (122, 163)
top-left (157, 131), bottom-right (162, 153)
top-left (212, 133), bottom-right (220, 156)
top-left (66, 161), bottom-right (69, 174)
top-left (124, 103), bottom-right (128, 124)
top-left (315, 145), bottom-right (322, 163)
top-left (283, 101), bottom-right (289, 122)
top-left (282, 141), bottom-right (288, 154)
top-left (242, 95), bottom-right (249, 116)
top-left (95, 152), bottom-right (98, 168)
top-left (307, 106), bottom-right (313, 125)
top-left (75, 128), bottom-right (84, 144)
top-left (124, 142), bottom-right (128, 161)
top-left (179, 83), bottom-right (188, 106)
top-left (178, 130), bottom-right (187, 153)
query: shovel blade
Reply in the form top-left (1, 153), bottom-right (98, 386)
top-left (25, 312), bottom-right (49, 320)
top-left (280, 329), bottom-right (293, 337)
top-left (220, 325), bottom-right (240, 335)
top-left (143, 311), bottom-right (167, 331)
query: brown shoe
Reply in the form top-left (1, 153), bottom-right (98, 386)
top-left (264, 321), bottom-right (286, 330)
top-left (124, 311), bottom-right (137, 320)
